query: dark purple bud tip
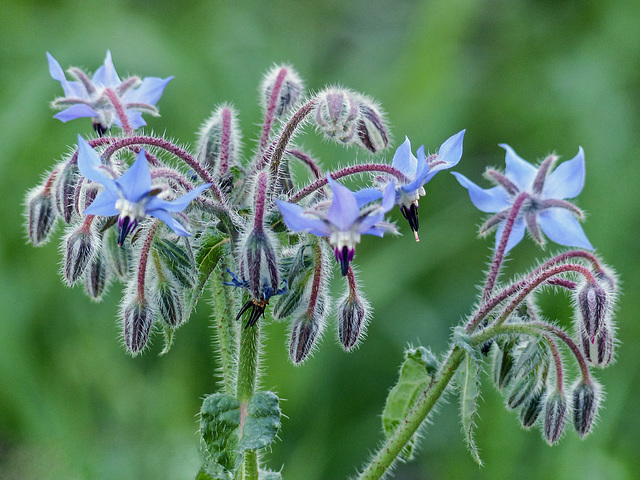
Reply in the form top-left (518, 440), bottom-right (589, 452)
top-left (27, 189), bottom-right (58, 246)
top-left (289, 315), bottom-right (320, 365)
top-left (93, 121), bottom-right (108, 137)
top-left (355, 102), bottom-right (389, 153)
top-left (519, 388), bottom-right (545, 429)
top-left (543, 391), bottom-right (567, 445)
top-left (572, 379), bottom-right (600, 438)
top-left (123, 298), bottom-right (154, 355)
top-left (577, 281), bottom-right (608, 341)
top-left (334, 245), bottom-right (355, 277)
top-left (84, 253), bottom-right (109, 301)
top-left (53, 162), bottom-right (79, 224)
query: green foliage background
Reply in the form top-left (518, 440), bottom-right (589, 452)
top-left (1, 0), bottom-right (638, 478)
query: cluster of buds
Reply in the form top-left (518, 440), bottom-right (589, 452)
top-left (27, 53), bottom-right (465, 365)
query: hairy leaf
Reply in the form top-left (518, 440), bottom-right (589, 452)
top-left (459, 352), bottom-right (483, 465)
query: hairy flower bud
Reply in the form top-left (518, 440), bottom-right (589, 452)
top-left (571, 379), bottom-right (600, 438)
top-left (354, 96), bottom-right (389, 153)
top-left (314, 87), bottom-right (360, 145)
top-left (289, 311), bottom-right (324, 365)
top-left (83, 251), bottom-right (110, 301)
top-left (576, 281), bottom-right (608, 342)
top-left (63, 221), bottom-right (98, 285)
top-left (492, 340), bottom-right (516, 390)
top-left (337, 270), bottom-right (371, 351)
top-left (26, 187), bottom-right (58, 246)
top-left (155, 279), bottom-right (184, 327)
top-left (260, 64), bottom-right (304, 119)
top-left (123, 296), bottom-right (154, 355)
top-left (543, 391), bottom-right (567, 445)
top-left (196, 104), bottom-right (241, 176)
top-left (519, 388), bottom-right (545, 429)
top-left (582, 323), bottom-right (615, 368)
top-left (506, 374), bottom-right (539, 410)
top-left (102, 226), bottom-right (132, 280)
top-left (53, 161), bottom-right (79, 223)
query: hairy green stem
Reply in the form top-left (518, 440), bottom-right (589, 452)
top-left (212, 260), bottom-right (238, 394)
top-left (357, 346), bottom-right (465, 480)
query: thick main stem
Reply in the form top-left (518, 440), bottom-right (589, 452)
top-left (357, 346), bottom-right (465, 480)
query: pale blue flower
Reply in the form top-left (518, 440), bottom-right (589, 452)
top-left (275, 175), bottom-right (396, 276)
top-left (452, 144), bottom-right (593, 252)
top-left (76, 136), bottom-right (210, 245)
top-left (391, 130), bottom-right (465, 240)
top-left (48, 51), bottom-right (173, 131)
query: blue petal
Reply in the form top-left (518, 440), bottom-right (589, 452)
top-left (76, 136), bottom-right (119, 196)
top-left (54, 104), bottom-right (99, 122)
top-left (150, 209), bottom-right (191, 236)
top-left (116, 149), bottom-right (152, 202)
top-left (538, 208), bottom-right (594, 250)
top-left (452, 172), bottom-right (510, 213)
top-left (391, 137), bottom-right (418, 178)
top-left (275, 200), bottom-right (332, 237)
top-left (326, 175), bottom-right (360, 230)
top-left (495, 217), bottom-right (526, 253)
top-left (353, 188), bottom-right (383, 208)
top-left (92, 51), bottom-right (120, 87)
top-left (401, 147), bottom-right (430, 193)
top-left (357, 211), bottom-right (385, 235)
top-left (147, 183), bottom-right (211, 213)
top-left (47, 52), bottom-right (84, 98)
top-left (543, 147), bottom-right (585, 199)
top-left (500, 144), bottom-right (538, 191)
top-left (83, 189), bottom-right (119, 217)
top-left (423, 129), bottom-right (465, 184)
top-left (125, 76), bottom-right (174, 106)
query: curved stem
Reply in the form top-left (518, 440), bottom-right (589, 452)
top-left (136, 221), bottom-right (160, 300)
top-left (482, 193), bottom-right (528, 302)
top-left (103, 87), bottom-right (133, 135)
top-left (357, 346), bottom-right (465, 480)
top-left (288, 164), bottom-right (409, 203)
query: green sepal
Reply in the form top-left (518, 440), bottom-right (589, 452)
top-left (453, 326), bottom-right (481, 361)
top-left (381, 346), bottom-right (436, 460)
top-left (459, 352), bottom-right (483, 466)
top-left (153, 237), bottom-right (197, 288)
top-left (259, 470), bottom-right (283, 479)
top-left (200, 392), bottom-right (281, 475)
top-left (188, 229), bottom-right (229, 310)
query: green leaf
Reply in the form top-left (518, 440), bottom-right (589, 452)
top-left (459, 352), bottom-right (483, 466)
top-left (453, 326), bottom-right (480, 360)
top-left (196, 229), bottom-right (229, 278)
top-left (381, 346), bottom-right (436, 460)
top-left (259, 470), bottom-right (283, 480)
top-left (200, 392), bottom-right (282, 475)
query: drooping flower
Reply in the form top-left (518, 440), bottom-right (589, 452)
top-left (275, 175), bottom-right (396, 276)
top-left (76, 136), bottom-right (210, 245)
top-left (391, 130), bottom-right (465, 240)
top-left (47, 51), bottom-right (173, 132)
top-left (452, 144), bottom-right (593, 253)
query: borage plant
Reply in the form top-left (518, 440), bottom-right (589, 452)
top-left (26, 52), bottom-right (619, 479)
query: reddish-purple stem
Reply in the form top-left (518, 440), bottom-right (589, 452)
top-left (259, 67), bottom-right (288, 153)
top-left (103, 88), bottom-right (133, 135)
top-left (137, 221), bottom-right (160, 300)
top-left (543, 333), bottom-right (564, 391)
top-left (219, 108), bottom-right (232, 175)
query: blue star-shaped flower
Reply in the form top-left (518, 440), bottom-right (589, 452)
top-left (391, 130), bottom-right (465, 240)
top-left (48, 51), bottom-right (173, 131)
top-left (77, 136), bottom-right (210, 245)
top-left (275, 175), bottom-right (396, 276)
top-left (452, 144), bottom-right (593, 253)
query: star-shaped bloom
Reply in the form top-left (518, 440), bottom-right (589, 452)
top-left (275, 175), bottom-right (396, 276)
top-left (452, 144), bottom-right (593, 253)
top-left (76, 136), bottom-right (210, 245)
top-left (48, 51), bottom-right (173, 132)
top-left (384, 130), bottom-right (465, 241)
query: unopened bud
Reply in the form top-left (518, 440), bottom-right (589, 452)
top-left (543, 391), bottom-right (567, 445)
top-left (103, 226), bottom-right (132, 280)
top-left (26, 187), bottom-right (58, 246)
top-left (260, 64), bottom-right (304, 119)
top-left (506, 374), bottom-right (538, 410)
top-left (337, 292), bottom-right (370, 350)
top-left (492, 340), bottom-right (516, 390)
top-left (63, 222), bottom-right (98, 285)
top-left (314, 87), bottom-right (360, 145)
top-left (577, 281), bottom-right (608, 341)
top-left (83, 251), bottom-right (109, 301)
top-left (123, 296), bottom-right (154, 355)
top-left (196, 104), bottom-right (241, 175)
top-left (571, 379), bottom-right (600, 438)
top-left (354, 96), bottom-right (389, 153)
top-left (582, 324), bottom-right (615, 368)
top-left (53, 161), bottom-right (79, 223)
top-left (289, 312), bottom-right (323, 365)
top-left (156, 280), bottom-right (184, 327)
top-left (519, 388), bottom-right (545, 429)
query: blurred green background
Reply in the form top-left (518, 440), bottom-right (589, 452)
top-left (1, 0), bottom-right (638, 478)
